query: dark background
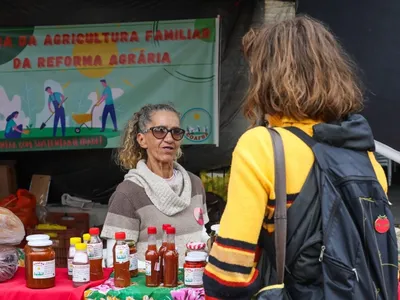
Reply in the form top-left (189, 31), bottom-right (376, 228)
top-left (0, 0), bottom-right (257, 203)
top-left (297, 0), bottom-right (400, 152)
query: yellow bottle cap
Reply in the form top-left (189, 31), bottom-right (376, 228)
top-left (70, 237), bottom-right (82, 245)
top-left (83, 233), bottom-right (91, 241)
top-left (75, 243), bottom-right (87, 251)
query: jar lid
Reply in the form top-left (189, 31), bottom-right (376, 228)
top-left (185, 252), bottom-right (208, 262)
top-left (83, 233), bottom-right (91, 241)
top-left (186, 242), bottom-right (206, 250)
top-left (26, 234), bottom-right (50, 241)
top-left (28, 240), bottom-right (53, 247)
top-left (115, 232), bottom-right (126, 240)
top-left (211, 224), bottom-right (220, 234)
top-left (75, 243), bottom-right (87, 251)
top-left (89, 227), bottom-right (100, 235)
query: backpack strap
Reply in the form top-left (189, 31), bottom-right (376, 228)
top-left (268, 128), bottom-right (287, 284)
top-left (284, 126), bottom-right (317, 148)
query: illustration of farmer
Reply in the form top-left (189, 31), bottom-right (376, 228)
top-left (45, 87), bottom-right (66, 137)
top-left (97, 79), bottom-right (118, 132)
top-left (4, 111), bottom-right (24, 139)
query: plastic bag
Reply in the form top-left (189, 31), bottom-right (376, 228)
top-left (0, 207), bottom-right (25, 245)
top-left (0, 245), bottom-right (18, 282)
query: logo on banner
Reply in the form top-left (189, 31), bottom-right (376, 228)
top-left (181, 108), bottom-right (212, 142)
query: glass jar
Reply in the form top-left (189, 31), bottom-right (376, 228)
top-left (185, 242), bottom-right (207, 257)
top-left (26, 240), bottom-right (56, 289)
top-left (24, 234), bottom-right (50, 280)
top-left (184, 252), bottom-right (207, 288)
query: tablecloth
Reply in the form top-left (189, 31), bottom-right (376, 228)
top-left (85, 270), bottom-right (205, 300)
top-left (0, 267), bottom-right (113, 300)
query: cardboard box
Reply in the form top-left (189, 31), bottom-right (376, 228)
top-left (29, 174), bottom-right (51, 206)
top-left (0, 163), bottom-right (17, 199)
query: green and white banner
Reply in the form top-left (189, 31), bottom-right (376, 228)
top-left (0, 18), bottom-right (219, 151)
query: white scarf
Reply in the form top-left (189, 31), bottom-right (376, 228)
top-left (124, 160), bottom-right (192, 216)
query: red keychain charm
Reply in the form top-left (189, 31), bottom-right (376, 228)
top-left (375, 215), bottom-right (390, 234)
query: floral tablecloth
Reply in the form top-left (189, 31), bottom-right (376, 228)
top-left (84, 270), bottom-right (205, 300)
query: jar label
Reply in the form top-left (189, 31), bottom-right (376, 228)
top-left (87, 242), bottom-right (103, 260)
top-left (145, 260), bottom-right (152, 276)
top-left (32, 260), bottom-right (56, 279)
top-left (184, 267), bottom-right (205, 286)
top-left (73, 264), bottom-right (90, 283)
top-left (115, 245), bottom-right (129, 263)
top-left (129, 253), bottom-right (138, 271)
top-left (67, 258), bottom-right (73, 276)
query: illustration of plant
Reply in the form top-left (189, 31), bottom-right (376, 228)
top-left (24, 81), bottom-right (36, 120)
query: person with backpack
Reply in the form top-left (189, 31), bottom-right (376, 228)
top-left (203, 15), bottom-right (398, 300)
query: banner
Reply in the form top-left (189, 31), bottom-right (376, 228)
top-left (0, 18), bottom-right (219, 152)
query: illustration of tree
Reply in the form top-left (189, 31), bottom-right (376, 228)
top-left (24, 81), bottom-right (35, 128)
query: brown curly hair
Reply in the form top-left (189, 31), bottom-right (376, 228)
top-left (117, 104), bottom-right (182, 170)
top-left (242, 15), bottom-right (364, 125)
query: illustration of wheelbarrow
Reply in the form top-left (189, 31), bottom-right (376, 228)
top-left (71, 105), bottom-right (96, 134)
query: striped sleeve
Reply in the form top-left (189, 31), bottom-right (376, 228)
top-left (100, 191), bottom-right (140, 241)
top-left (203, 129), bottom-right (273, 299)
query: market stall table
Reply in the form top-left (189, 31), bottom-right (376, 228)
top-left (84, 270), bottom-right (205, 300)
top-left (0, 267), bottom-right (113, 300)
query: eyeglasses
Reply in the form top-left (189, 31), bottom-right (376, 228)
top-left (142, 126), bottom-right (185, 141)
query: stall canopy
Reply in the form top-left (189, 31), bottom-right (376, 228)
top-left (0, 0), bottom-right (258, 203)
top-left (297, 0), bottom-right (400, 156)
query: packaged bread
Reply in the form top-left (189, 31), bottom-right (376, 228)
top-left (0, 207), bottom-right (25, 245)
top-left (0, 245), bottom-right (18, 282)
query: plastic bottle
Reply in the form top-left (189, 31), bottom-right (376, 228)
top-left (83, 233), bottom-right (90, 244)
top-left (67, 237), bottom-right (82, 280)
top-left (145, 227), bottom-right (160, 287)
top-left (159, 224), bottom-right (170, 283)
top-left (72, 243), bottom-right (90, 287)
top-left (127, 240), bottom-right (138, 277)
top-left (113, 232), bottom-right (131, 288)
top-left (163, 226), bottom-right (178, 287)
top-left (87, 227), bottom-right (104, 281)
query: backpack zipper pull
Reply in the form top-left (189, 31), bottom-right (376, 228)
top-left (319, 246), bottom-right (326, 262)
top-left (352, 268), bottom-right (359, 282)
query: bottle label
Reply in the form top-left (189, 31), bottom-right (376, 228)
top-left (145, 260), bottom-right (152, 276)
top-left (32, 260), bottom-right (56, 279)
top-left (87, 242), bottom-right (103, 259)
top-left (115, 245), bottom-right (129, 263)
top-left (154, 261), bottom-right (160, 271)
top-left (129, 253), bottom-right (138, 271)
top-left (184, 267), bottom-right (205, 286)
top-left (73, 264), bottom-right (90, 283)
top-left (67, 258), bottom-right (73, 276)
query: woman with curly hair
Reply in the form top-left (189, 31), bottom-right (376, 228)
top-left (101, 104), bottom-right (208, 267)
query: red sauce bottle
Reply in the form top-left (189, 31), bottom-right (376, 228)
top-left (87, 227), bottom-right (104, 281)
top-left (145, 227), bottom-right (160, 287)
top-left (113, 232), bottom-right (131, 288)
top-left (159, 223), bottom-right (171, 283)
top-left (163, 226), bottom-right (178, 287)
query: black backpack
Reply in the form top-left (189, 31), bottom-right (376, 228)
top-left (259, 127), bottom-right (398, 300)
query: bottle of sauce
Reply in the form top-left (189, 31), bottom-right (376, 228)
top-left (26, 239), bottom-right (56, 289)
top-left (24, 234), bottom-right (50, 280)
top-left (145, 226), bottom-right (160, 287)
top-left (72, 243), bottom-right (90, 287)
top-left (113, 232), bottom-right (131, 287)
top-left (83, 233), bottom-right (91, 244)
top-left (68, 237), bottom-right (82, 280)
top-left (87, 227), bottom-right (104, 281)
top-left (127, 240), bottom-right (138, 278)
top-left (163, 226), bottom-right (179, 287)
top-left (159, 223), bottom-right (171, 283)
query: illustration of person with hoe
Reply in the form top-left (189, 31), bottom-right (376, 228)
top-left (96, 79), bottom-right (118, 132)
top-left (4, 111), bottom-right (24, 139)
top-left (45, 86), bottom-right (66, 137)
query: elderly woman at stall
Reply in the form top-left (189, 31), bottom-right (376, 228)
top-left (101, 103), bottom-right (209, 267)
